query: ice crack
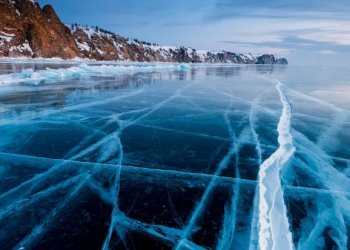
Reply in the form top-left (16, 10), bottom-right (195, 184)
top-left (257, 80), bottom-right (295, 250)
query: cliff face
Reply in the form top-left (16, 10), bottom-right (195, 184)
top-left (0, 0), bottom-right (288, 64)
top-left (256, 54), bottom-right (288, 65)
top-left (70, 26), bottom-right (200, 63)
top-left (69, 26), bottom-right (267, 64)
top-left (0, 0), bottom-right (80, 59)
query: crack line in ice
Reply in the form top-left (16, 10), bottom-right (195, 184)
top-left (291, 129), bottom-right (350, 191)
top-left (217, 183), bottom-right (240, 250)
top-left (217, 156), bottom-right (245, 250)
top-left (173, 92), bottom-right (244, 250)
top-left (132, 123), bottom-right (234, 142)
top-left (247, 86), bottom-right (283, 250)
top-left (316, 111), bottom-right (348, 151)
top-left (2, 152), bottom-right (347, 196)
top-left (288, 89), bottom-right (350, 115)
top-left (0, 174), bottom-right (84, 221)
top-left (102, 81), bottom-right (197, 249)
top-left (247, 88), bottom-right (274, 250)
top-left (178, 95), bottom-right (208, 112)
top-left (107, 212), bottom-right (206, 249)
top-left (102, 131), bottom-right (125, 249)
top-left (0, 127), bottom-right (118, 206)
top-left (0, 86), bottom-right (146, 126)
top-left (123, 85), bottom-right (195, 129)
top-left (248, 88), bottom-right (274, 167)
top-left (113, 214), bottom-right (184, 245)
top-left (0, 103), bottom-right (134, 210)
top-left (0, 152), bottom-right (256, 186)
top-left (198, 82), bottom-right (252, 105)
top-left (14, 174), bottom-right (91, 249)
top-left (285, 128), bottom-right (350, 249)
top-left (217, 93), bottom-right (244, 250)
top-left (167, 192), bottom-right (185, 227)
top-left (257, 80), bottom-right (295, 250)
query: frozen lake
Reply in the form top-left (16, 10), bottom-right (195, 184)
top-left (0, 62), bottom-right (349, 250)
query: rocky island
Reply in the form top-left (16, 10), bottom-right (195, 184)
top-left (0, 0), bottom-right (288, 64)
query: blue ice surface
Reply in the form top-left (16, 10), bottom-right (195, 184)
top-left (0, 62), bottom-right (349, 250)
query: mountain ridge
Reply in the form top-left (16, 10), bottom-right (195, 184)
top-left (0, 0), bottom-right (288, 64)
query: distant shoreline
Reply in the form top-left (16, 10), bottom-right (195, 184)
top-left (0, 57), bottom-right (289, 66)
top-left (0, 0), bottom-right (287, 65)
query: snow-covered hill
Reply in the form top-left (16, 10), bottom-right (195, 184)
top-left (69, 25), bottom-right (287, 64)
top-left (0, 0), bottom-right (288, 64)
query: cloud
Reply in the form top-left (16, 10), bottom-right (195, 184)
top-left (202, 0), bottom-right (350, 49)
top-left (220, 41), bottom-right (294, 55)
top-left (212, 0), bottom-right (350, 18)
top-left (299, 28), bottom-right (350, 45)
top-left (318, 50), bottom-right (337, 55)
top-left (202, 16), bottom-right (350, 48)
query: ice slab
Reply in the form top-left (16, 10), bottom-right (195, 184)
top-left (0, 63), bottom-right (349, 249)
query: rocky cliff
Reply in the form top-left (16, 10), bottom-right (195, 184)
top-left (0, 0), bottom-right (288, 64)
top-left (69, 25), bottom-right (287, 64)
top-left (256, 54), bottom-right (288, 65)
top-left (0, 0), bottom-right (80, 59)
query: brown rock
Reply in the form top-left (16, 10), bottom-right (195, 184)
top-left (0, 0), bottom-right (80, 59)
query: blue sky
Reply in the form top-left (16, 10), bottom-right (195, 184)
top-left (37, 0), bottom-right (350, 65)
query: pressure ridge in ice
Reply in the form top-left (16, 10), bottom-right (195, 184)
top-left (257, 80), bottom-right (294, 250)
top-left (0, 63), bottom-right (190, 85)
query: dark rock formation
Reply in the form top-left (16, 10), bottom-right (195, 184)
top-left (256, 54), bottom-right (288, 65)
top-left (256, 54), bottom-right (276, 64)
top-left (204, 51), bottom-right (256, 64)
top-left (275, 58), bottom-right (288, 65)
top-left (0, 0), bottom-right (288, 64)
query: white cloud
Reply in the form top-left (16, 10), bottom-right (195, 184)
top-left (201, 16), bottom-right (350, 46)
top-left (300, 30), bottom-right (350, 45)
top-left (318, 50), bottom-right (337, 55)
top-left (117, 6), bottom-right (350, 59)
top-left (220, 42), bottom-right (293, 56)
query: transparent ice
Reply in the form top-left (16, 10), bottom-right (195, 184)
top-left (0, 62), bottom-right (349, 250)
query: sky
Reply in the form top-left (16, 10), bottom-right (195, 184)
top-left (37, 0), bottom-right (350, 65)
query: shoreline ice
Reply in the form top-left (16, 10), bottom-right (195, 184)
top-left (0, 63), bottom-right (191, 85)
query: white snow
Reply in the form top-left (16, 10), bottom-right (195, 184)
top-left (12, 0), bottom-right (36, 4)
top-left (84, 28), bottom-right (96, 39)
top-left (77, 41), bottom-right (90, 52)
top-left (96, 48), bottom-right (105, 55)
top-left (0, 32), bottom-right (15, 43)
top-left (244, 53), bottom-right (255, 61)
top-left (9, 40), bottom-right (33, 54)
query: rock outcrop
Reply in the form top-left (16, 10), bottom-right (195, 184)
top-left (275, 58), bottom-right (288, 65)
top-left (256, 54), bottom-right (288, 65)
top-left (69, 25), bottom-right (286, 64)
top-left (0, 0), bottom-right (288, 64)
top-left (0, 0), bottom-right (80, 59)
